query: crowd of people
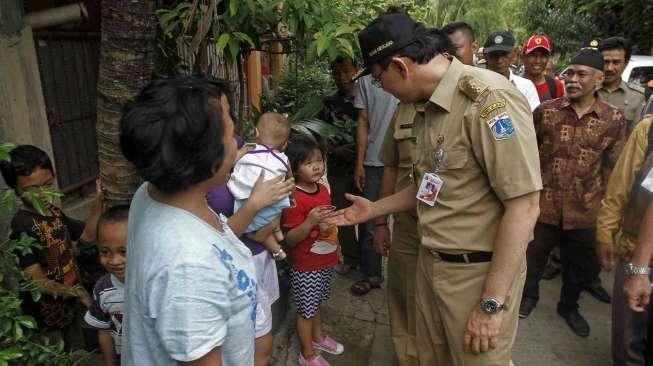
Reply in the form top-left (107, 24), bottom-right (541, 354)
top-left (3, 7), bottom-right (653, 366)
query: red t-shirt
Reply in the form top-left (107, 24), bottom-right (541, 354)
top-left (534, 77), bottom-right (564, 102)
top-left (282, 183), bottom-right (338, 271)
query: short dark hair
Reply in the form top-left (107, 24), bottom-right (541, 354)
top-left (120, 76), bottom-right (231, 194)
top-left (330, 56), bottom-right (356, 70)
top-left (385, 5), bottom-right (405, 14)
top-left (97, 204), bottom-right (130, 235)
top-left (286, 137), bottom-right (324, 175)
top-left (378, 26), bottom-right (456, 68)
top-left (599, 36), bottom-right (632, 62)
top-left (0, 145), bottom-right (54, 189)
top-left (442, 21), bottom-right (475, 41)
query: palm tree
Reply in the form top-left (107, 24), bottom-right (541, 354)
top-left (96, 0), bottom-right (157, 206)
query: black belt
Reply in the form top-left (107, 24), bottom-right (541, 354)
top-left (429, 249), bottom-right (493, 263)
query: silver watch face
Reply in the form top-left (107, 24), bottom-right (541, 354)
top-left (481, 299), bottom-right (501, 314)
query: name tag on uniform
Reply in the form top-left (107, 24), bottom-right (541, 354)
top-left (417, 172), bottom-right (444, 206)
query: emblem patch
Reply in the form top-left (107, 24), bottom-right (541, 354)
top-left (486, 112), bottom-right (515, 140)
top-left (480, 99), bottom-right (506, 119)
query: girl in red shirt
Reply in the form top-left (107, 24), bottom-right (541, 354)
top-left (282, 138), bottom-right (343, 366)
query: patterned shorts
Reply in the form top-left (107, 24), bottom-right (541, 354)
top-left (290, 267), bottom-right (335, 318)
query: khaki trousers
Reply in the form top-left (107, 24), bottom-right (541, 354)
top-left (415, 246), bottom-right (525, 366)
top-left (387, 212), bottom-right (420, 366)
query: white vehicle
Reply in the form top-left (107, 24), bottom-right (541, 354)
top-left (623, 55), bottom-right (653, 87)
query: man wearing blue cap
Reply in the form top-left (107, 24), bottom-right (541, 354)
top-left (328, 12), bottom-right (542, 365)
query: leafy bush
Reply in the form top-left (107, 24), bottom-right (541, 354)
top-left (261, 59), bottom-right (354, 146)
top-left (0, 143), bottom-right (90, 366)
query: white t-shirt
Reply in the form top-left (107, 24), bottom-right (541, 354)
top-left (121, 183), bottom-right (256, 366)
top-left (228, 144), bottom-right (289, 200)
top-left (642, 166), bottom-right (653, 193)
top-left (510, 71), bottom-right (541, 111)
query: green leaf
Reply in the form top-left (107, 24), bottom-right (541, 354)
top-left (316, 35), bottom-right (330, 57)
top-left (227, 38), bottom-right (240, 61)
top-left (233, 32), bottom-right (255, 49)
top-left (335, 37), bottom-right (355, 59)
top-left (13, 321), bottom-right (23, 339)
top-left (173, 1), bottom-right (193, 12)
top-left (215, 33), bottom-right (231, 55)
top-left (158, 11), bottom-right (178, 27)
top-left (29, 196), bottom-right (45, 216)
top-left (16, 315), bottom-right (36, 329)
top-left (0, 347), bottom-right (23, 360)
top-left (229, 0), bottom-right (238, 16)
top-left (30, 290), bottom-right (41, 302)
top-left (163, 20), bottom-right (180, 34)
top-left (0, 143), bottom-right (16, 161)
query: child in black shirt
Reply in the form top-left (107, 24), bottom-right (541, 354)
top-left (1, 145), bottom-right (103, 348)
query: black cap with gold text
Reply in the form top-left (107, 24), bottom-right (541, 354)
top-left (356, 13), bottom-right (419, 79)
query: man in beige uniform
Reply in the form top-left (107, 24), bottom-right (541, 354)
top-left (330, 13), bottom-right (542, 365)
top-left (372, 21), bottom-right (481, 366)
top-left (597, 37), bottom-right (646, 131)
top-left (374, 103), bottom-right (420, 365)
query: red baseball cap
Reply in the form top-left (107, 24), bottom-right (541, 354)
top-left (522, 35), bottom-right (552, 55)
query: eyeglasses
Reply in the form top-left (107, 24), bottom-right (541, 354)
top-left (371, 68), bottom-right (386, 88)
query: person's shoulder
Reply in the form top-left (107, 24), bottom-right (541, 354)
top-left (596, 99), bottom-right (626, 121)
top-left (633, 114), bottom-right (653, 135)
top-left (93, 273), bottom-right (114, 295)
top-left (626, 82), bottom-right (645, 96)
top-left (457, 68), bottom-right (513, 102)
top-left (537, 97), bottom-right (566, 111)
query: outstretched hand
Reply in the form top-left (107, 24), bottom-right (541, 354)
top-left (324, 193), bottom-right (374, 227)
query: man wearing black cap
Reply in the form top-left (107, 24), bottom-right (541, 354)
top-left (519, 48), bottom-right (627, 337)
top-left (484, 30), bottom-right (540, 111)
top-left (328, 13), bottom-right (542, 365)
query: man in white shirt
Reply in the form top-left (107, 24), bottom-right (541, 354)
top-left (484, 30), bottom-right (540, 111)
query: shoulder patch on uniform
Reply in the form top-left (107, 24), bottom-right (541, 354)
top-left (458, 75), bottom-right (490, 101)
top-left (627, 83), bottom-right (645, 94)
top-left (486, 112), bottom-right (515, 140)
top-left (479, 99), bottom-right (506, 119)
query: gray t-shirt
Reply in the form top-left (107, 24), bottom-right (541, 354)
top-left (354, 74), bottom-right (399, 167)
top-left (121, 183), bottom-right (256, 366)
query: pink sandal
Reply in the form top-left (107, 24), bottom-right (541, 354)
top-left (312, 335), bottom-right (344, 355)
top-left (298, 353), bottom-right (331, 366)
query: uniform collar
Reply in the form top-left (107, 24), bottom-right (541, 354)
top-left (600, 80), bottom-right (627, 94)
top-left (428, 57), bottom-right (464, 112)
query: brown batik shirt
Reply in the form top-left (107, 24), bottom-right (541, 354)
top-left (534, 96), bottom-right (627, 229)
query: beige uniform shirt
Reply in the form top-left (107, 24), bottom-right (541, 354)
top-left (412, 58), bottom-right (542, 253)
top-left (379, 103), bottom-right (421, 191)
top-left (598, 80), bottom-right (646, 131)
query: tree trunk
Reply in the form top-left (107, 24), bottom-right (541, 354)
top-left (96, 0), bottom-right (157, 206)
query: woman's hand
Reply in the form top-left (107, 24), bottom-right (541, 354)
top-left (248, 172), bottom-right (294, 211)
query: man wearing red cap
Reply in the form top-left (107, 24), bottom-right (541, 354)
top-left (521, 34), bottom-right (564, 102)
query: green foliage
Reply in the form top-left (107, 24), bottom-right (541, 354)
top-left (521, 0), bottom-right (598, 64)
top-left (260, 59), bottom-right (354, 145)
top-left (575, 0), bottom-right (652, 55)
top-left (0, 143), bottom-right (90, 366)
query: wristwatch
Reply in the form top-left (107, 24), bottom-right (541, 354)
top-left (480, 298), bottom-right (505, 314)
top-left (625, 262), bottom-right (651, 277)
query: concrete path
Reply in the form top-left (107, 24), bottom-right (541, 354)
top-left (272, 268), bottom-right (614, 366)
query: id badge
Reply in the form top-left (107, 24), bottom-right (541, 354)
top-left (416, 172), bottom-right (444, 206)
